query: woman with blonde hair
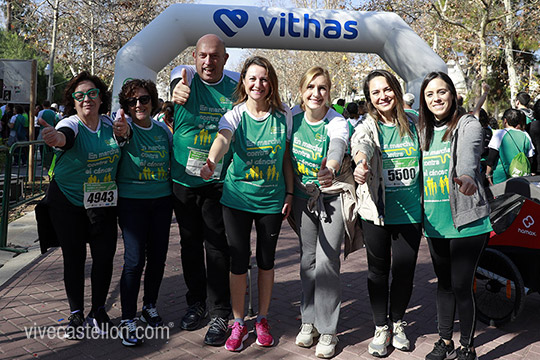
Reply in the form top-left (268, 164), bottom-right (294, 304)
top-left (200, 55), bottom-right (293, 352)
top-left (290, 66), bottom-right (356, 359)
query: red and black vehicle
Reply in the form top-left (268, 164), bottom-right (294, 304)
top-left (474, 176), bottom-right (540, 326)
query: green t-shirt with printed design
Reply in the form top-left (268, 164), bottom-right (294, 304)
top-left (172, 73), bottom-right (237, 187)
top-left (423, 127), bottom-right (492, 238)
top-left (290, 112), bottom-right (330, 198)
top-left (54, 119), bottom-right (120, 207)
top-left (117, 121), bottom-right (172, 199)
top-left (220, 109), bottom-right (289, 214)
top-left (378, 121), bottom-right (422, 224)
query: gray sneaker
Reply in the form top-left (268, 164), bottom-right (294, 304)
top-left (368, 325), bottom-right (391, 357)
top-left (295, 323), bottom-right (319, 348)
top-left (315, 334), bottom-right (338, 358)
top-left (392, 320), bottom-right (410, 351)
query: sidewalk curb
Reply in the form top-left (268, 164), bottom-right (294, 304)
top-left (0, 246), bottom-right (42, 288)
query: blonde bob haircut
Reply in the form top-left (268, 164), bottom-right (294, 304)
top-left (363, 69), bottom-right (412, 138)
top-left (299, 66), bottom-right (332, 111)
top-left (234, 56), bottom-right (284, 113)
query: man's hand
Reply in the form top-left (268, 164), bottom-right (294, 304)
top-left (172, 68), bottom-right (191, 105)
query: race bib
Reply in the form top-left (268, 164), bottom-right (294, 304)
top-left (383, 157), bottom-right (419, 187)
top-left (185, 149), bottom-right (223, 180)
top-left (83, 182), bottom-right (118, 209)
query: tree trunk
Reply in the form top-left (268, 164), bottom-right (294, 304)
top-left (6, 0), bottom-right (12, 31)
top-left (503, 0), bottom-right (518, 104)
top-left (47, 0), bottom-right (60, 102)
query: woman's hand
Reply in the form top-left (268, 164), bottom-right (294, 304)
top-left (282, 193), bottom-right (293, 219)
top-left (353, 159), bottom-right (370, 185)
top-left (38, 118), bottom-right (65, 147)
top-left (454, 175), bottom-right (477, 196)
top-left (200, 158), bottom-right (216, 180)
top-left (114, 109), bottom-right (129, 138)
top-left (318, 157), bottom-right (334, 188)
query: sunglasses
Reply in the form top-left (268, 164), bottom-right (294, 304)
top-left (127, 95), bottom-right (151, 107)
top-left (72, 88), bottom-right (100, 102)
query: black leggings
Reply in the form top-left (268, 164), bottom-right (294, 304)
top-left (222, 206), bottom-right (283, 275)
top-left (427, 234), bottom-right (489, 348)
top-left (47, 180), bottom-right (117, 314)
top-left (362, 220), bottom-right (422, 326)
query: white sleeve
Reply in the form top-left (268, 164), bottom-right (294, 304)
top-left (55, 115), bottom-right (80, 137)
top-left (525, 131), bottom-right (535, 157)
top-left (326, 108), bottom-right (349, 143)
top-left (488, 129), bottom-right (505, 151)
top-left (218, 104), bottom-right (243, 134)
top-left (170, 65), bottom-right (196, 86)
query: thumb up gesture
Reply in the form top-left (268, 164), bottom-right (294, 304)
top-left (39, 118), bottom-right (65, 147)
top-left (114, 109), bottom-right (129, 138)
top-left (353, 158), bottom-right (370, 185)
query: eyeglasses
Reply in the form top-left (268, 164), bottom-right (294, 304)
top-left (72, 88), bottom-right (100, 102)
top-left (127, 95), bottom-right (151, 107)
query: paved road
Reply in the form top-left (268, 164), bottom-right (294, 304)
top-left (1, 219), bottom-right (539, 359)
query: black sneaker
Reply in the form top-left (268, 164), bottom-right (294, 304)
top-left (119, 319), bottom-right (143, 347)
top-left (86, 307), bottom-right (114, 335)
top-left (141, 304), bottom-right (163, 327)
top-left (64, 311), bottom-right (85, 340)
top-left (426, 338), bottom-right (457, 360)
top-left (204, 317), bottom-right (229, 346)
top-left (456, 347), bottom-right (478, 360)
top-left (180, 302), bottom-right (207, 331)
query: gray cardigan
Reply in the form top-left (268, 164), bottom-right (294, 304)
top-left (445, 114), bottom-right (491, 229)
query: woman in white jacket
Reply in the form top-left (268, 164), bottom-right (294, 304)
top-left (351, 69), bottom-right (422, 357)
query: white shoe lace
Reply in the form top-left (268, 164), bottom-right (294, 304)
top-left (146, 307), bottom-right (159, 318)
top-left (373, 325), bottom-right (389, 345)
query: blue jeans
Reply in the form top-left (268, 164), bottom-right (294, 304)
top-left (118, 196), bottom-right (173, 320)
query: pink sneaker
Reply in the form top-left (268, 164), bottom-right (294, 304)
top-left (224, 322), bottom-right (249, 351)
top-left (255, 318), bottom-right (274, 347)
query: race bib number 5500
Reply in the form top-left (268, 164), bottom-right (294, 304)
top-left (383, 158), bottom-right (419, 187)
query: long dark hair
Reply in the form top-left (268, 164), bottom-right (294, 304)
top-left (418, 71), bottom-right (464, 151)
top-left (63, 71), bottom-right (110, 117)
top-left (363, 69), bottom-right (411, 138)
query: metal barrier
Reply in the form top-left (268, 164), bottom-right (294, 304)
top-left (0, 140), bottom-right (48, 253)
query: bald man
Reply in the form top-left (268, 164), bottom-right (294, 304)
top-left (169, 34), bottom-right (240, 346)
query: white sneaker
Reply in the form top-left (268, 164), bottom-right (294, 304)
top-left (295, 323), bottom-right (319, 347)
top-left (315, 334), bottom-right (338, 358)
top-left (392, 320), bottom-right (410, 351)
top-left (368, 325), bottom-right (390, 357)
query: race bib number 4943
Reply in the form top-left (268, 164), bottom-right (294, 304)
top-left (83, 182), bottom-right (118, 209)
top-left (383, 158), bottom-right (419, 187)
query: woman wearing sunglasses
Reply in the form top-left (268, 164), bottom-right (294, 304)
top-left (113, 79), bottom-right (173, 346)
top-left (38, 71), bottom-right (121, 339)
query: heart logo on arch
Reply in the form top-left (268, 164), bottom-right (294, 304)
top-left (214, 9), bottom-right (249, 37)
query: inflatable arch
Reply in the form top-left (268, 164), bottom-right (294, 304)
top-left (112, 4), bottom-right (446, 110)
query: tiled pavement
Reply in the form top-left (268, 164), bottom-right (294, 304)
top-left (1, 219), bottom-right (539, 359)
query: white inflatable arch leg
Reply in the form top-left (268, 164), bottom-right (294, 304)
top-left (112, 4), bottom-right (446, 111)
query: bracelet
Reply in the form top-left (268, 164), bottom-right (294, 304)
top-left (286, 192), bottom-right (294, 196)
top-left (486, 174), bottom-right (493, 178)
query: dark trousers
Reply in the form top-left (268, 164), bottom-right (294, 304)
top-left (362, 220), bottom-right (422, 326)
top-left (427, 234), bottom-right (489, 348)
top-left (118, 196), bottom-right (173, 320)
top-left (222, 206), bottom-right (283, 274)
top-left (47, 180), bottom-right (117, 313)
top-left (173, 182), bottom-right (231, 318)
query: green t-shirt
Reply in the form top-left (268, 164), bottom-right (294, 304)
top-left (117, 120), bottom-right (172, 199)
top-left (378, 121), bottom-right (421, 224)
top-left (53, 115), bottom-right (121, 207)
top-left (172, 72), bottom-right (238, 187)
top-left (488, 128), bottom-right (533, 184)
top-left (41, 109), bottom-right (57, 127)
top-left (220, 103), bottom-right (292, 214)
top-left (290, 108), bottom-right (348, 199)
top-left (423, 126), bottom-right (491, 238)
